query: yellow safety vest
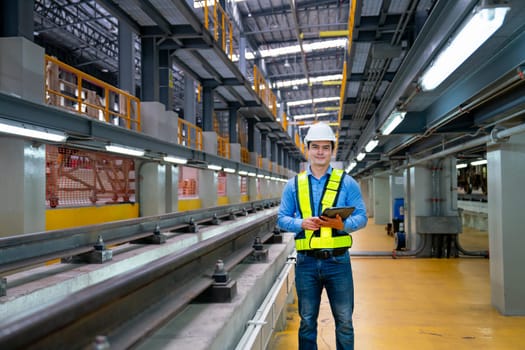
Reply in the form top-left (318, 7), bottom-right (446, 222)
top-left (295, 169), bottom-right (353, 250)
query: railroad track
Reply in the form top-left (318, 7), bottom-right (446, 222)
top-left (0, 199), bottom-right (283, 349)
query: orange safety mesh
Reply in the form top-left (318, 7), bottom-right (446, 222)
top-left (178, 166), bottom-right (199, 198)
top-left (46, 145), bottom-right (136, 208)
top-left (240, 176), bottom-right (247, 196)
top-left (217, 171), bottom-right (227, 196)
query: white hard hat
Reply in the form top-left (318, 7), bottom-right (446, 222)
top-left (304, 123), bottom-right (336, 145)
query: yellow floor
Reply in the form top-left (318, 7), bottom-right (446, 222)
top-left (269, 219), bottom-right (525, 349)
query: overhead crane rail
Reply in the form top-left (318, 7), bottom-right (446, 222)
top-left (0, 202), bottom-right (280, 349)
top-left (0, 199), bottom-right (280, 278)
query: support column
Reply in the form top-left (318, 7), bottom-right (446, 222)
top-left (238, 35), bottom-right (247, 75)
top-left (0, 139), bottom-right (45, 235)
top-left (165, 165), bottom-right (179, 213)
top-left (159, 49), bottom-right (173, 110)
top-left (118, 22), bottom-right (135, 94)
top-left (487, 132), bottom-right (525, 315)
top-left (0, 37), bottom-right (45, 235)
top-left (372, 174), bottom-right (389, 225)
top-left (407, 164), bottom-right (433, 252)
top-left (141, 37), bottom-right (159, 101)
top-left (226, 173), bottom-right (241, 204)
top-left (0, 37), bottom-right (44, 103)
top-left (228, 104), bottom-right (239, 143)
top-left (0, 0), bottom-right (34, 40)
top-left (202, 82), bottom-right (215, 131)
top-left (247, 118), bottom-right (257, 165)
top-left (184, 76), bottom-right (196, 122)
top-left (199, 169), bottom-right (218, 208)
top-left (139, 163), bottom-right (166, 216)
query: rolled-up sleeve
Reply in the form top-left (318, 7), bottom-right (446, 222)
top-left (277, 178), bottom-right (303, 233)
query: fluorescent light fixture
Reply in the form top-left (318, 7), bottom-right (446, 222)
top-left (207, 164), bottom-right (222, 171)
top-left (265, 175), bottom-right (271, 179)
top-left (257, 174), bottom-right (265, 178)
top-left (456, 163), bottom-right (468, 169)
top-left (274, 74), bottom-right (343, 89)
top-left (419, 5), bottom-right (510, 91)
top-left (293, 112), bottom-right (333, 120)
top-left (356, 152), bottom-right (366, 161)
top-left (163, 155), bottom-right (187, 165)
top-left (223, 167), bottom-right (236, 173)
top-left (346, 161), bottom-right (357, 173)
top-left (247, 172), bottom-right (256, 177)
top-left (232, 39), bottom-right (346, 61)
top-left (365, 139), bottom-right (379, 152)
top-left (287, 96), bottom-right (339, 107)
top-left (380, 110), bottom-right (406, 135)
top-left (0, 119), bottom-right (67, 142)
top-left (238, 170), bottom-right (248, 176)
top-left (470, 159), bottom-right (487, 166)
top-left (105, 144), bottom-right (145, 157)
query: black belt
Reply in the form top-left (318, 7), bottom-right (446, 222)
top-left (298, 248), bottom-right (348, 259)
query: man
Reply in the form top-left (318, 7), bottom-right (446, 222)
top-left (277, 122), bottom-right (367, 350)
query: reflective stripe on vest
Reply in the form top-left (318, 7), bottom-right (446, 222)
top-left (295, 169), bottom-right (352, 250)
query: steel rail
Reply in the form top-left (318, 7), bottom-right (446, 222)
top-left (0, 207), bottom-right (278, 349)
top-left (0, 198), bottom-right (279, 275)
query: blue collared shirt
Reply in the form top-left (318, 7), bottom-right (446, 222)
top-left (277, 165), bottom-right (368, 235)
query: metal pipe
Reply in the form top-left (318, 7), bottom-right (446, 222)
top-left (454, 235), bottom-right (489, 258)
top-left (400, 122), bottom-right (525, 170)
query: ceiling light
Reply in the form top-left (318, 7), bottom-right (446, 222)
top-left (287, 96), bottom-right (339, 107)
top-left (284, 59), bottom-right (291, 68)
top-left (257, 174), bottom-right (265, 178)
top-left (207, 164), bottom-right (222, 171)
top-left (346, 161), bottom-right (357, 173)
top-left (238, 170), bottom-right (248, 176)
top-left (0, 119), bottom-right (67, 142)
top-left (380, 110), bottom-right (406, 135)
top-left (419, 4), bottom-right (510, 91)
top-left (163, 155), bottom-right (187, 165)
top-left (356, 152), bottom-right (366, 161)
top-left (247, 172), bottom-right (256, 177)
top-left (223, 167), bottom-right (236, 173)
top-left (105, 144), bottom-right (145, 157)
top-left (365, 138), bottom-right (379, 152)
top-left (456, 163), bottom-right (468, 169)
top-left (470, 159), bottom-right (487, 166)
top-left (265, 175), bottom-right (271, 179)
top-left (293, 112), bottom-right (333, 120)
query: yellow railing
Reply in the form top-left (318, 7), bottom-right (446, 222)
top-left (45, 55), bottom-right (141, 131)
top-left (178, 118), bottom-right (203, 150)
top-left (241, 147), bottom-right (250, 164)
top-left (217, 135), bottom-right (230, 158)
top-left (203, 0), bottom-right (234, 60)
top-left (253, 65), bottom-right (277, 118)
top-left (281, 111), bottom-right (288, 131)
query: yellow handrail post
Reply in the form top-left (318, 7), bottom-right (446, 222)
top-left (77, 77), bottom-right (82, 113)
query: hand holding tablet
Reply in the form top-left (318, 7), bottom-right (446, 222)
top-left (321, 206), bottom-right (355, 219)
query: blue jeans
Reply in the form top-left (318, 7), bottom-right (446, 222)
top-left (295, 251), bottom-right (354, 350)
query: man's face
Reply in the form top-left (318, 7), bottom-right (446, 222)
top-left (308, 141), bottom-right (333, 167)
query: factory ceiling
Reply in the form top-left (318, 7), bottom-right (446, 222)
top-left (32, 0), bottom-right (525, 176)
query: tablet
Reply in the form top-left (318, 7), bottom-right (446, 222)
top-left (321, 206), bottom-right (355, 219)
